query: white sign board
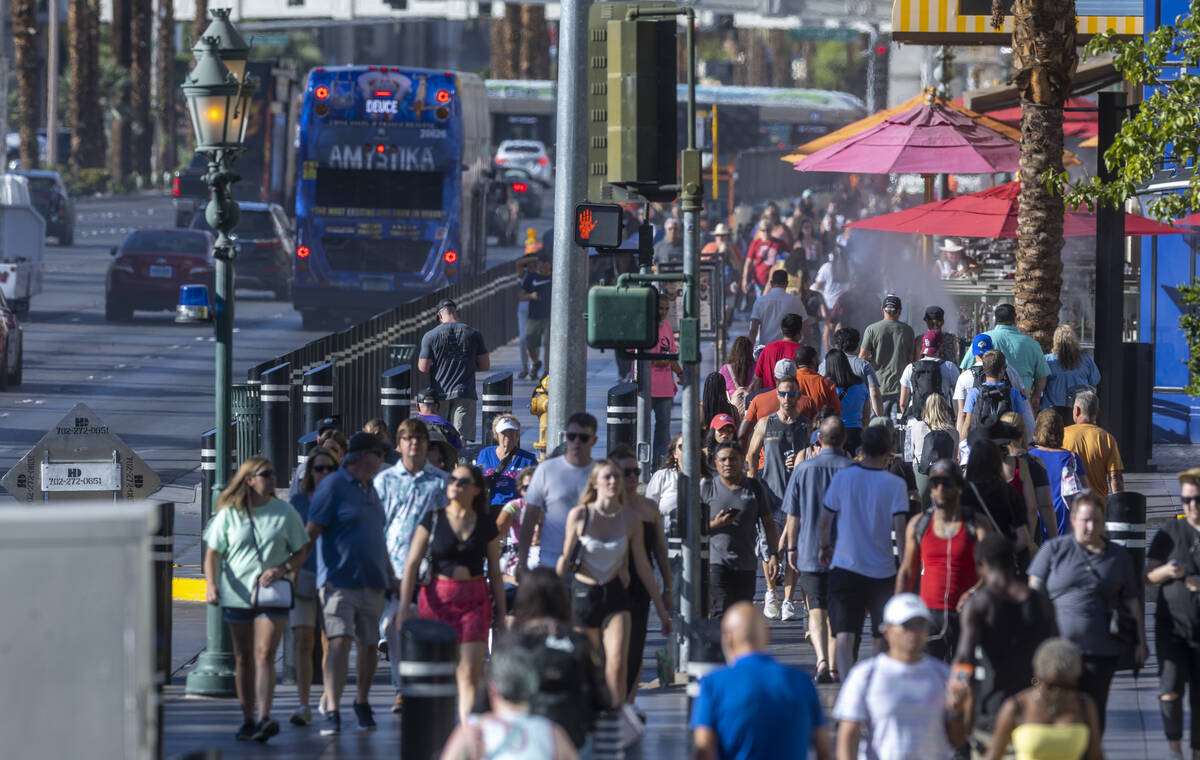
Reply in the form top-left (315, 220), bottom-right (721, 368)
top-left (40, 461), bottom-right (122, 492)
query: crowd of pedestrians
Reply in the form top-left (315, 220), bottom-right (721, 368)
top-left (193, 198), bottom-right (1200, 760)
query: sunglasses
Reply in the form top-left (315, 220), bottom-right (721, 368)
top-left (900, 619), bottom-right (931, 633)
top-left (929, 479), bottom-right (958, 489)
top-left (449, 476), bottom-right (474, 488)
top-left (565, 432), bottom-right (591, 442)
top-left (777, 390), bottom-right (798, 398)
top-left (624, 467), bottom-right (641, 477)
top-left (311, 464), bottom-right (336, 474)
top-left (399, 435), bottom-right (428, 443)
top-left (254, 469), bottom-right (275, 479)
top-left (1184, 496), bottom-right (1200, 505)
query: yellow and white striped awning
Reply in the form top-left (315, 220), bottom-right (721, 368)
top-left (891, 0), bottom-right (1142, 44)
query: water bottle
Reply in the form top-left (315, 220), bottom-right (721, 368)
top-left (902, 421), bottom-right (913, 463)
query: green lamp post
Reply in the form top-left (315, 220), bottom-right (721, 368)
top-left (182, 22), bottom-right (256, 698)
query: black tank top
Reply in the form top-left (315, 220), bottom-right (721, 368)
top-left (975, 587), bottom-right (1056, 731)
top-left (760, 413), bottom-right (810, 503)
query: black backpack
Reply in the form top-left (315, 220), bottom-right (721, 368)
top-left (918, 429), bottom-right (957, 474)
top-left (913, 505), bottom-right (980, 546)
top-left (972, 383), bottom-right (1013, 429)
top-left (907, 360), bottom-right (948, 421)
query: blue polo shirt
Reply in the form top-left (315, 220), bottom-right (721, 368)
top-left (690, 652), bottom-right (825, 759)
top-left (308, 467), bottom-right (390, 590)
top-left (781, 448), bottom-right (855, 573)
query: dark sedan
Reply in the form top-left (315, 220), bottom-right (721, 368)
top-left (0, 287), bottom-right (22, 389)
top-left (13, 169), bottom-right (74, 245)
top-left (105, 229), bottom-right (215, 321)
top-left (190, 202), bottom-right (294, 300)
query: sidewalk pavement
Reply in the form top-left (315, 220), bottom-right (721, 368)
top-left (164, 312), bottom-right (1191, 759)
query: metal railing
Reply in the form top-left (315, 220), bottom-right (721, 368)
top-left (239, 261), bottom-right (520, 478)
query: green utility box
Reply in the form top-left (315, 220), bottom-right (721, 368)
top-left (587, 285), bottom-right (659, 349)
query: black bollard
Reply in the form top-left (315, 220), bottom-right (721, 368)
top-left (686, 619), bottom-right (725, 723)
top-left (480, 372), bottom-right (514, 448)
top-left (200, 426), bottom-right (237, 539)
top-left (381, 364), bottom-right (412, 439)
top-left (606, 381), bottom-right (638, 455)
top-left (302, 362), bottom-right (334, 439)
top-left (400, 618), bottom-right (458, 760)
top-left (1107, 491), bottom-right (1146, 586)
top-left (260, 361), bottom-right (292, 486)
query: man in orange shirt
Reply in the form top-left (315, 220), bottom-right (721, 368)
top-left (795, 346), bottom-right (842, 416)
top-left (1062, 389), bottom-right (1124, 498)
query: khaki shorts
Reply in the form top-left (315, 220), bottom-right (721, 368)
top-left (447, 398), bottom-right (476, 441)
top-left (289, 594), bottom-right (319, 629)
top-left (319, 586), bottom-right (385, 647)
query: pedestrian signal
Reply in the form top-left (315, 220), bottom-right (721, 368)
top-left (574, 203), bottom-right (623, 249)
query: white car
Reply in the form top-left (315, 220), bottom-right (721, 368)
top-left (494, 140), bottom-right (552, 183)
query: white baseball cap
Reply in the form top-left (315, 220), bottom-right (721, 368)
top-left (883, 593), bottom-right (934, 626)
top-left (495, 417), bottom-right (520, 434)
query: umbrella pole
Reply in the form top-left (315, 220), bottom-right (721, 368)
top-left (922, 173), bottom-right (934, 269)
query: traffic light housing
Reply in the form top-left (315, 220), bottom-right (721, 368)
top-left (586, 285), bottom-right (659, 349)
top-left (587, 2), bottom-right (678, 202)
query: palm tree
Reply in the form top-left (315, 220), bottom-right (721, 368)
top-left (518, 5), bottom-right (548, 79)
top-left (68, 0), bottom-right (104, 170)
top-left (10, 0), bottom-right (38, 168)
top-left (154, 0), bottom-right (175, 178)
top-left (129, 0), bottom-right (152, 182)
top-left (109, 0), bottom-right (131, 183)
top-left (1008, 0), bottom-right (1078, 349)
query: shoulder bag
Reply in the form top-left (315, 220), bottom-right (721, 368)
top-left (567, 508), bottom-right (592, 575)
top-left (247, 506), bottom-right (295, 610)
top-left (417, 508), bottom-right (441, 587)
top-left (1079, 544), bottom-right (1140, 669)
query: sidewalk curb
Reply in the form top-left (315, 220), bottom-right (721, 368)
top-left (173, 577), bottom-right (206, 601)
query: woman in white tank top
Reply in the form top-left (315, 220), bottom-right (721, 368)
top-left (556, 460), bottom-right (672, 708)
top-left (439, 645), bottom-right (579, 760)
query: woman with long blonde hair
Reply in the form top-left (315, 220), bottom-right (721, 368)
top-left (1043, 324), bottom-right (1100, 422)
top-left (203, 455), bottom-right (309, 742)
top-left (557, 459), bottom-right (670, 710)
top-left (907, 393), bottom-right (959, 501)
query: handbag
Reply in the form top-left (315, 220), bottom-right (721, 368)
top-left (566, 508), bottom-right (592, 575)
top-left (1060, 452), bottom-right (1085, 499)
top-left (247, 506), bottom-right (295, 610)
top-left (417, 508), bottom-right (440, 587)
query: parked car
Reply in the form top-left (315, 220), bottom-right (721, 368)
top-left (189, 202), bottom-right (294, 300)
top-left (0, 286), bottom-right (23, 390)
top-left (497, 166), bottom-right (545, 219)
top-left (12, 169), bottom-right (74, 245)
top-left (172, 154), bottom-right (209, 228)
top-left (105, 229), bottom-right (215, 322)
top-left (494, 139), bottom-right (552, 183)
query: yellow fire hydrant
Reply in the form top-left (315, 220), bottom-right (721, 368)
top-left (530, 374), bottom-right (550, 458)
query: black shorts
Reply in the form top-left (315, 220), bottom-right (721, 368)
top-left (709, 564), bottom-right (757, 618)
top-left (828, 567), bottom-right (894, 637)
top-left (571, 576), bottom-right (629, 628)
top-left (797, 571), bottom-right (829, 611)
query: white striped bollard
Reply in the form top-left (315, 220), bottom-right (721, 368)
top-left (260, 361), bottom-right (292, 486)
top-left (606, 381), bottom-right (638, 455)
top-left (480, 372), bottom-right (513, 448)
top-left (380, 364), bottom-right (412, 440)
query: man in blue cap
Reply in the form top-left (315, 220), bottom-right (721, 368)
top-left (957, 304), bottom-right (1050, 413)
top-left (952, 333), bottom-right (1027, 431)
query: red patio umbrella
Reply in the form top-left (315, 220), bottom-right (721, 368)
top-left (792, 96), bottom-right (1021, 175)
top-left (984, 96), bottom-right (1099, 139)
top-left (846, 182), bottom-right (1182, 238)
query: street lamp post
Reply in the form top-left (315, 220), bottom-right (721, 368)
top-left (181, 14), bottom-right (255, 698)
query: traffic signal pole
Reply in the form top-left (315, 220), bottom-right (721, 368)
top-left (627, 5), bottom-right (702, 672)
top-left (546, 0), bottom-right (592, 450)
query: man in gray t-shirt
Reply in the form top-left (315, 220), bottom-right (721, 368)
top-left (859, 295), bottom-right (915, 406)
top-left (417, 298), bottom-right (489, 441)
top-left (702, 442), bottom-right (778, 617)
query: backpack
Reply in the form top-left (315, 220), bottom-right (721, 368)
top-left (906, 360), bottom-right (948, 421)
top-left (918, 429), bottom-right (957, 475)
top-left (972, 383), bottom-right (1013, 430)
top-left (913, 505), bottom-right (980, 546)
top-left (1060, 451), bottom-right (1085, 499)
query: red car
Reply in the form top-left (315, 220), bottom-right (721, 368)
top-left (0, 287), bottom-right (23, 390)
top-left (106, 229), bottom-right (215, 321)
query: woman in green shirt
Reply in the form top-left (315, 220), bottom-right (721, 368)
top-left (203, 455), bottom-right (309, 742)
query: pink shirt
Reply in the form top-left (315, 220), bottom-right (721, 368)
top-left (651, 319), bottom-right (678, 398)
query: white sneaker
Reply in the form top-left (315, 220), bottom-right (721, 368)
top-left (781, 600), bottom-right (797, 621)
top-left (290, 705), bottom-right (312, 726)
top-left (763, 590), bottom-right (781, 620)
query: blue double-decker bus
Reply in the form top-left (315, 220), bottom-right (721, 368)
top-left (293, 66), bottom-right (490, 327)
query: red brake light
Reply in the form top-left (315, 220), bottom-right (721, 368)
top-left (314, 86), bottom-right (329, 100)
top-left (376, 144), bottom-right (386, 154)
top-left (435, 89), bottom-right (450, 104)
top-left (172, 176), bottom-right (180, 197)
top-left (537, 156), bottom-right (549, 165)
top-left (512, 182), bottom-right (528, 193)
top-left (443, 250), bottom-right (458, 264)
top-left (494, 157), bottom-right (506, 165)
top-left (373, 90), bottom-right (392, 97)
top-left (296, 246), bottom-right (310, 259)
